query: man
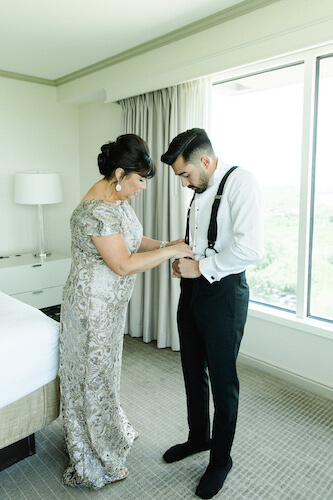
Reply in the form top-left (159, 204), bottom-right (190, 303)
top-left (160, 128), bottom-right (264, 499)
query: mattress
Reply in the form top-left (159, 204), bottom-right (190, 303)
top-left (0, 291), bottom-right (60, 409)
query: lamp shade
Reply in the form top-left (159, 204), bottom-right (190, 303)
top-left (14, 172), bottom-right (63, 205)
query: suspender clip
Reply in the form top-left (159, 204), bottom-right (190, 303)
top-left (214, 195), bottom-right (222, 200)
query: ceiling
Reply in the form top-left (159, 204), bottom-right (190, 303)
top-left (0, 0), bottom-right (246, 82)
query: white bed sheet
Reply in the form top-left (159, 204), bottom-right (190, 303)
top-left (0, 291), bottom-right (60, 409)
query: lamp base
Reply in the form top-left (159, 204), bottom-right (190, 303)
top-left (33, 251), bottom-right (51, 258)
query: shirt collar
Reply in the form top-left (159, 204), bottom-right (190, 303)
top-left (208, 158), bottom-right (229, 187)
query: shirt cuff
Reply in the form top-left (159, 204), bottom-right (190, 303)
top-left (198, 258), bottom-right (218, 284)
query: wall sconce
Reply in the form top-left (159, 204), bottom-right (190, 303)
top-left (14, 172), bottom-right (63, 258)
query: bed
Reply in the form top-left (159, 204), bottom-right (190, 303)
top-left (0, 291), bottom-right (60, 470)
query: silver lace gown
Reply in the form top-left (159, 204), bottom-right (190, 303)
top-left (60, 199), bottom-right (142, 490)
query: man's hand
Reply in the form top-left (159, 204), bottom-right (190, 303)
top-left (178, 258), bottom-right (201, 279)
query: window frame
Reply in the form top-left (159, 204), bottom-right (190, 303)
top-left (210, 43), bottom-right (333, 337)
top-left (307, 54), bottom-right (333, 324)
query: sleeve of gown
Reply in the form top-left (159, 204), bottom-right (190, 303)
top-left (86, 204), bottom-right (121, 237)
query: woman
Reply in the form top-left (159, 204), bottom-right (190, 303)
top-left (60, 134), bottom-right (193, 490)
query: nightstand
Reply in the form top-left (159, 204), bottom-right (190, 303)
top-left (0, 253), bottom-right (71, 308)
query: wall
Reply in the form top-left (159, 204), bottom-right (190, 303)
top-left (78, 98), bottom-right (122, 198)
top-left (241, 311), bottom-right (333, 399)
top-left (0, 78), bottom-right (121, 256)
top-left (56, 0), bottom-right (333, 104)
top-left (0, 77), bottom-right (79, 256)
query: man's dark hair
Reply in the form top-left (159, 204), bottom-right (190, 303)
top-left (161, 128), bottom-right (215, 165)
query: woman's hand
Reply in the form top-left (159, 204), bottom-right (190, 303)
top-left (171, 242), bottom-right (194, 260)
top-left (166, 238), bottom-right (185, 247)
top-left (172, 259), bottom-right (181, 278)
top-left (92, 234), bottom-right (193, 276)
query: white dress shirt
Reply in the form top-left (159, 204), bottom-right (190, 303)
top-left (189, 159), bottom-right (264, 283)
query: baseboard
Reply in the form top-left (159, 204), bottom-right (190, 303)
top-left (238, 353), bottom-right (333, 400)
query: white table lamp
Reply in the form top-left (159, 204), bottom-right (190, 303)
top-left (14, 172), bottom-right (63, 258)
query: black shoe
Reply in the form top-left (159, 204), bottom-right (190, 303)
top-left (195, 457), bottom-right (233, 499)
top-left (163, 440), bottom-right (211, 463)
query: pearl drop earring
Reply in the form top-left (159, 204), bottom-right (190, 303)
top-left (116, 182), bottom-right (122, 192)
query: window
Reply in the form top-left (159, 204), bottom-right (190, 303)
top-left (309, 56), bottom-right (333, 322)
top-left (211, 64), bottom-right (304, 312)
top-left (211, 49), bottom-right (333, 324)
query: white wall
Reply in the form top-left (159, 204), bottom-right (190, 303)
top-left (0, 77), bottom-right (79, 257)
top-left (57, 0), bottom-right (333, 105)
top-left (0, 78), bottom-right (123, 255)
top-left (78, 98), bottom-right (122, 198)
top-left (241, 311), bottom-right (333, 399)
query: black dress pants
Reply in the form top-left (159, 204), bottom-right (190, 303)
top-left (177, 271), bottom-right (249, 466)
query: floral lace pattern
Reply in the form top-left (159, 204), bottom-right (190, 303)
top-left (60, 199), bottom-right (143, 490)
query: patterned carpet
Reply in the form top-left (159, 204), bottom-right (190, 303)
top-left (1, 313), bottom-right (333, 499)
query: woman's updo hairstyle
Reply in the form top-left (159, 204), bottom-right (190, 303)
top-left (98, 134), bottom-right (156, 180)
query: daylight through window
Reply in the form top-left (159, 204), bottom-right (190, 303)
top-left (211, 52), bottom-right (333, 324)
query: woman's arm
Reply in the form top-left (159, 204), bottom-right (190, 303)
top-left (92, 233), bottom-right (193, 276)
top-left (137, 236), bottom-right (162, 252)
top-left (138, 236), bottom-right (185, 253)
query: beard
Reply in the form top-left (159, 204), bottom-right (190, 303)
top-left (189, 169), bottom-right (210, 193)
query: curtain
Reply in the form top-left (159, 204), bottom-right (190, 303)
top-left (119, 78), bottom-right (210, 350)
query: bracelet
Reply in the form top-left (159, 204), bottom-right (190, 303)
top-left (159, 241), bottom-right (168, 248)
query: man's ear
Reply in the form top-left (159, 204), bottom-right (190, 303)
top-left (200, 155), bottom-right (211, 170)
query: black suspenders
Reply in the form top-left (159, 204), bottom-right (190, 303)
top-left (185, 166), bottom-right (238, 254)
top-left (206, 166), bottom-right (238, 253)
top-left (185, 193), bottom-right (195, 245)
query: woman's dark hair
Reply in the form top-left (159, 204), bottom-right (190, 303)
top-left (98, 134), bottom-right (156, 180)
top-left (160, 128), bottom-right (215, 166)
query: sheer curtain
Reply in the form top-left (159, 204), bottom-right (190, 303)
top-left (119, 78), bottom-right (210, 350)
